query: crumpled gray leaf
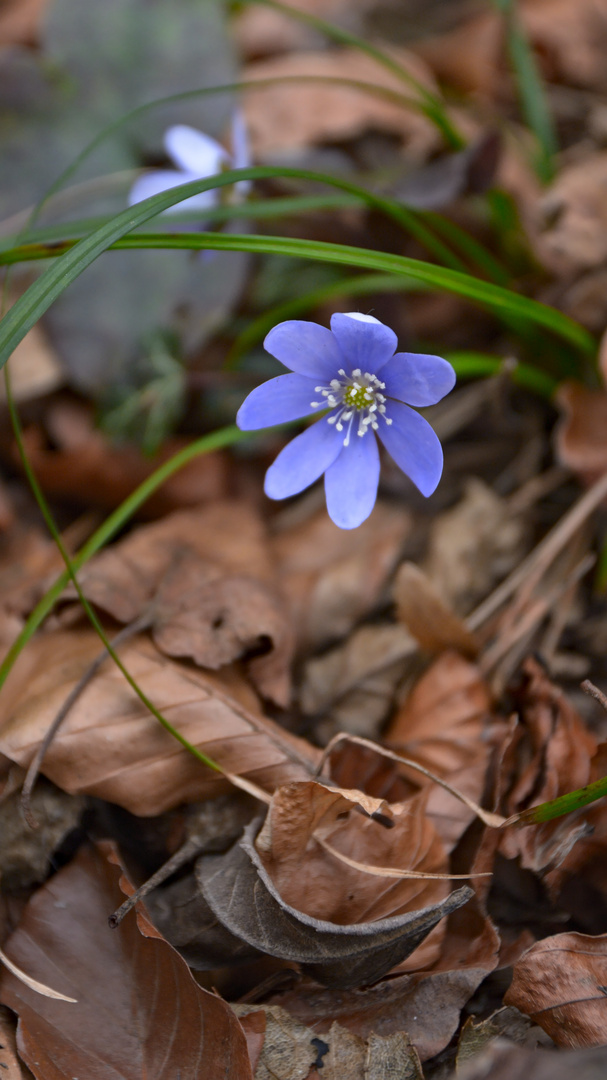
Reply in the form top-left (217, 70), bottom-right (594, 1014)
top-left (197, 820), bottom-right (472, 989)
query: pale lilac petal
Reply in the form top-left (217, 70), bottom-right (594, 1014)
top-left (264, 419), bottom-right (342, 499)
top-left (330, 312), bottom-right (397, 375)
top-left (264, 321), bottom-right (344, 380)
top-left (165, 124), bottom-right (228, 176)
top-left (237, 374), bottom-right (318, 430)
top-left (231, 109), bottom-right (252, 196)
top-left (378, 401), bottom-right (443, 496)
top-left (325, 432), bottom-right (380, 529)
top-left (381, 353), bottom-right (456, 407)
top-left (128, 169), bottom-right (217, 213)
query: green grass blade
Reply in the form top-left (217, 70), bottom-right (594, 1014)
top-left (492, 0), bottom-right (557, 182)
top-left (0, 164), bottom-right (593, 361)
top-left (510, 776), bottom-right (607, 825)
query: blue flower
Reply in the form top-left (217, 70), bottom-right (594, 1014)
top-left (236, 313), bottom-right (456, 529)
top-left (128, 112), bottom-right (251, 215)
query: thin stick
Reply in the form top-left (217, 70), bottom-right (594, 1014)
top-left (315, 732), bottom-right (506, 828)
top-left (108, 834), bottom-right (206, 929)
top-left (581, 679), bottom-right (607, 713)
top-left (21, 613), bottom-right (151, 828)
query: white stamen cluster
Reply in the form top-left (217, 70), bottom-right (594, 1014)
top-left (310, 368), bottom-right (393, 446)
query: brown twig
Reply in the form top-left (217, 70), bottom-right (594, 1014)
top-left (108, 834), bottom-right (206, 929)
top-left (21, 613), bottom-right (151, 828)
top-left (581, 679), bottom-right (607, 713)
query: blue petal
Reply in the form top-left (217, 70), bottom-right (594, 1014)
top-left (264, 419), bottom-right (343, 500)
top-left (128, 169), bottom-right (217, 214)
top-left (381, 353), bottom-right (456, 407)
top-left (264, 321), bottom-right (344, 380)
top-left (330, 313), bottom-right (397, 375)
top-left (165, 125), bottom-right (228, 175)
top-left (378, 401), bottom-right (443, 496)
top-left (325, 432), bottom-right (380, 529)
top-left (237, 374), bottom-right (319, 430)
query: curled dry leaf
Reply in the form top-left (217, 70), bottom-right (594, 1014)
top-left (272, 503), bottom-right (412, 653)
top-left (555, 381), bottom-right (607, 486)
top-left (254, 780), bottom-right (453, 926)
top-left (393, 561), bottom-right (479, 657)
top-left (505, 932), bottom-right (607, 1048)
top-left (15, 399), bottom-right (228, 517)
top-left (0, 628), bottom-right (318, 816)
top-left (242, 47), bottom-right (441, 159)
top-left (0, 844), bottom-right (254, 1080)
top-left (62, 501), bottom-right (294, 704)
top-left (198, 818), bottom-right (471, 989)
top-left (488, 658), bottom-right (597, 894)
top-left (385, 651), bottom-right (498, 850)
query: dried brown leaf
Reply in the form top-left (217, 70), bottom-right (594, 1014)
top-left (385, 651), bottom-right (497, 850)
top-left (493, 658), bottom-right (597, 889)
top-left (393, 562), bottom-right (479, 657)
top-left (198, 818), bottom-right (471, 988)
top-left (505, 932), bottom-right (607, 1048)
top-left (16, 399), bottom-right (227, 517)
top-left (0, 844), bottom-right (253, 1079)
top-left (255, 780), bottom-right (452, 925)
top-left (272, 503), bottom-right (412, 654)
top-left (536, 153), bottom-right (607, 274)
top-left (65, 501), bottom-right (294, 703)
top-left (555, 381), bottom-right (607, 486)
top-left (424, 479), bottom-right (527, 616)
top-left (0, 628), bottom-right (318, 816)
top-left (242, 47), bottom-right (441, 159)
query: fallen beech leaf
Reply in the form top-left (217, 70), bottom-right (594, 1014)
top-left (198, 819), bottom-right (471, 988)
top-left (0, 845), bottom-right (253, 1079)
top-left (0, 628), bottom-right (318, 816)
top-left (243, 47), bottom-right (440, 159)
top-left (16, 399), bottom-right (227, 518)
top-left (521, 0), bottom-right (607, 93)
top-left (385, 651), bottom-right (497, 850)
top-left (505, 932), bottom-right (607, 1048)
top-left (536, 153), bottom-right (607, 274)
top-left (493, 658), bottom-right (597, 891)
top-left (64, 501), bottom-right (294, 704)
top-left (0, 0), bottom-right (47, 47)
top-left (424, 479), bottom-right (527, 616)
top-left (555, 381), bottom-right (607, 486)
top-left (415, 11), bottom-right (505, 99)
top-left (254, 781), bottom-right (455, 925)
top-left (266, 959), bottom-right (495, 1062)
top-left (393, 562), bottom-right (479, 657)
top-left (272, 503), bottom-right (412, 653)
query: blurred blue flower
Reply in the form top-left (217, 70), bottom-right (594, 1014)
top-left (128, 111), bottom-right (251, 215)
top-left (237, 313), bottom-right (456, 529)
